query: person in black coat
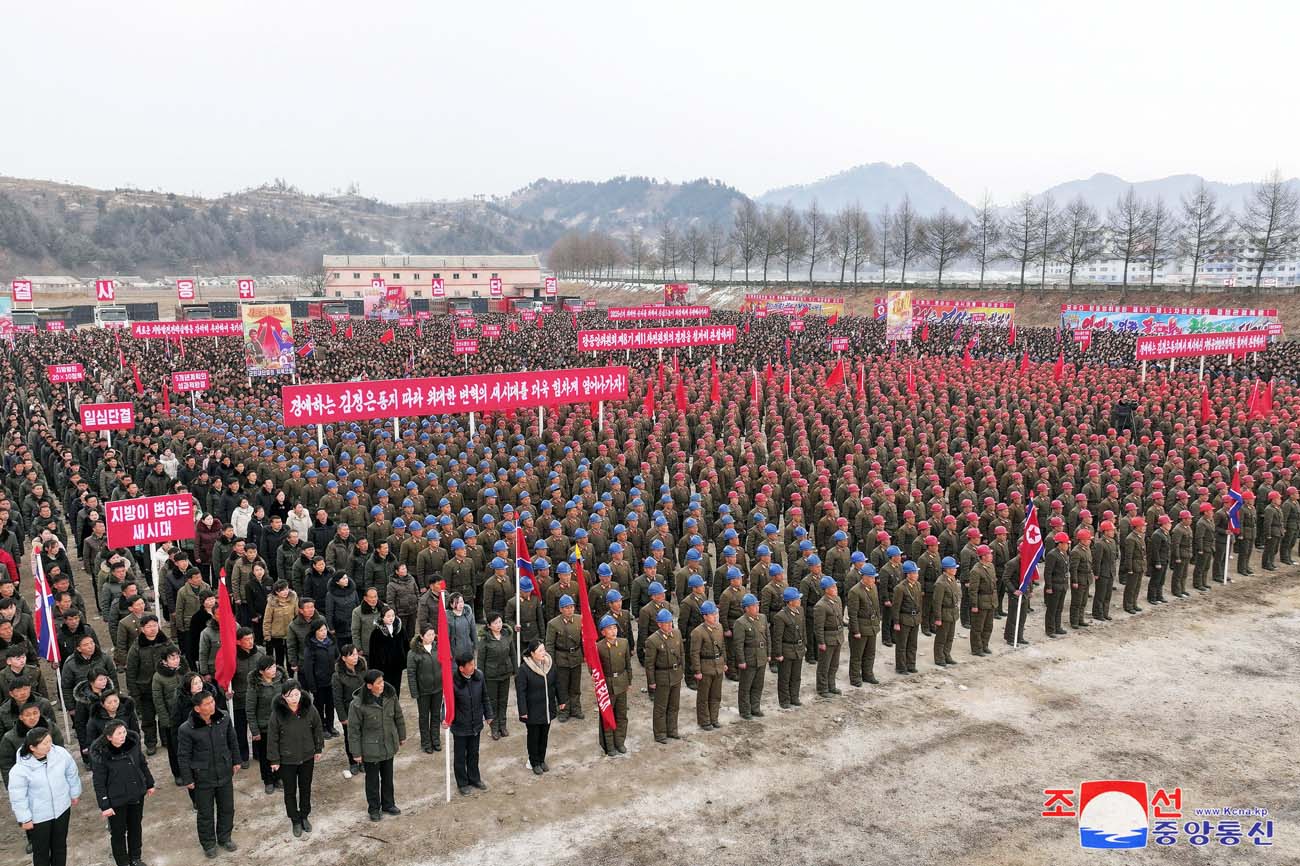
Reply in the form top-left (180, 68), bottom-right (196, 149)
top-left (448, 654), bottom-right (492, 796)
top-left (86, 691), bottom-right (141, 746)
top-left (514, 639), bottom-right (560, 775)
top-left (176, 691), bottom-right (240, 858)
top-left (265, 681), bottom-right (323, 838)
top-left (296, 623), bottom-right (339, 735)
top-left (366, 607), bottom-right (407, 698)
top-left (90, 721), bottom-right (156, 866)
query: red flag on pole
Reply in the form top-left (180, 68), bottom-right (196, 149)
top-left (764, 361), bottom-right (774, 387)
top-left (1019, 352), bottom-right (1029, 376)
top-left (827, 311), bottom-right (839, 326)
top-left (743, 319), bottom-right (750, 334)
top-left (1053, 350), bottom-right (1064, 383)
top-left (783, 368), bottom-right (792, 396)
top-left (751, 369), bottom-right (760, 404)
top-left (825, 359), bottom-right (845, 390)
top-left (643, 381), bottom-right (655, 416)
top-left (379, 327), bottom-right (395, 344)
top-left (1262, 380), bottom-right (1274, 417)
top-left (131, 364), bottom-right (144, 395)
top-left (674, 378), bottom-right (687, 412)
top-left (1200, 386), bottom-right (1212, 424)
top-left (161, 381), bottom-right (170, 414)
top-left (784, 338), bottom-right (792, 359)
top-left (330, 318), bottom-right (338, 336)
top-left (1008, 322), bottom-right (1017, 345)
top-left (961, 345), bottom-right (972, 373)
top-left (436, 591), bottom-right (455, 727)
top-left (906, 364), bottom-right (916, 396)
top-left (709, 356), bottom-right (720, 403)
top-left (855, 365), bottom-right (865, 399)
top-left (657, 362), bottom-right (664, 391)
top-left (921, 320), bottom-right (930, 343)
top-left (213, 569), bottom-right (238, 691)
top-left (117, 348), bottom-right (125, 371)
top-left (345, 322), bottom-right (353, 340)
top-left (573, 550), bottom-right (616, 731)
top-left (673, 352), bottom-right (679, 377)
top-left (536, 312), bottom-right (544, 329)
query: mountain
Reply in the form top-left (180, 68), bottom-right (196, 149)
top-left (1033, 172), bottom-right (1299, 216)
top-left (495, 176), bottom-right (747, 233)
top-left (758, 162), bottom-right (974, 217)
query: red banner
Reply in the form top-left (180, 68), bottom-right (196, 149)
top-left (105, 494), bottom-right (196, 548)
top-left (415, 310), bottom-right (432, 320)
top-left (789, 319), bottom-right (805, 333)
top-left (457, 317), bottom-right (477, 330)
top-left (828, 337), bottom-right (849, 351)
top-left (11, 280), bottom-right (32, 302)
top-left (481, 324), bottom-right (501, 338)
top-left (489, 277), bottom-right (503, 297)
top-left (281, 366), bottom-right (630, 425)
top-left (607, 306), bottom-right (711, 321)
top-left (171, 370), bottom-right (210, 392)
top-left (95, 279), bottom-right (116, 301)
top-left (45, 320), bottom-right (66, 332)
top-left (176, 279), bottom-right (196, 300)
top-left (544, 276), bottom-right (558, 296)
top-left (1135, 331), bottom-right (1271, 361)
top-left (47, 363), bottom-right (85, 383)
top-left (577, 326), bottom-right (736, 352)
top-left (385, 285), bottom-right (405, 302)
top-left (574, 552), bottom-right (616, 731)
top-left (398, 316), bottom-right (415, 327)
top-left (80, 402), bottom-right (135, 431)
top-left (431, 278), bottom-right (445, 297)
top-left (132, 320), bottom-right (242, 339)
top-left (453, 339), bottom-right (479, 355)
top-left (237, 278), bottom-right (256, 300)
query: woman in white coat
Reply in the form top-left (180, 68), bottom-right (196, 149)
top-left (6, 727), bottom-right (82, 866)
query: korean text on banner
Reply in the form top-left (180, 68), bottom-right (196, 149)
top-left (105, 494), bottom-right (196, 548)
top-left (171, 370), bottom-right (211, 392)
top-left (80, 402), bottom-right (135, 431)
top-left (242, 303), bottom-right (295, 377)
top-left (47, 364), bottom-right (85, 383)
top-left (132, 320), bottom-right (242, 339)
top-left (576, 326), bottom-right (737, 352)
top-left (1134, 331), bottom-right (1271, 361)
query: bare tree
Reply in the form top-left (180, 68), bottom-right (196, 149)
top-left (915, 209), bottom-right (970, 287)
top-left (831, 203), bottom-right (859, 284)
top-left (1105, 187), bottom-right (1151, 291)
top-left (1001, 194), bottom-right (1038, 290)
top-left (875, 205), bottom-right (891, 282)
top-left (760, 206), bottom-right (785, 282)
top-left (706, 220), bottom-right (730, 281)
top-left (1036, 193), bottom-right (1059, 290)
top-left (778, 205), bottom-right (807, 281)
top-left (851, 206), bottom-right (874, 284)
top-left (1056, 197), bottom-right (1103, 289)
top-left (970, 191), bottom-right (1002, 287)
top-left (889, 196), bottom-right (919, 285)
top-left (681, 223), bottom-right (707, 280)
top-left (1240, 169), bottom-right (1300, 288)
top-left (626, 231), bottom-right (648, 281)
top-left (805, 199), bottom-right (831, 281)
top-left (656, 219), bottom-right (678, 279)
top-left (1144, 196), bottom-right (1174, 286)
top-left (1178, 181), bottom-right (1227, 287)
top-left (729, 200), bottom-right (761, 281)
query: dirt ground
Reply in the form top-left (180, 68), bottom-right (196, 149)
top-left (9, 554), bottom-right (1298, 866)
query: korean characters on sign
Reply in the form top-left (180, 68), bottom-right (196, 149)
top-left (170, 370), bottom-right (210, 392)
top-left (79, 402), bottom-right (135, 431)
top-left (105, 494), bottom-right (196, 548)
top-left (489, 277), bottom-right (503, 298)
top-left (237, 278), bottom-right (256, 300)
top-left (177, 278), bottom-right (196, 300)
top-left (11, 280), bottom-right (32, 302)
top-left (95, 279), bottom-right (116, 301)
top-left (46, 364), bottom-right (85, 384)
top-left (431, 278), bottom-right (445, 297)
top-left (544, 276), bottom-right (558, 296)
top-left (453, 339), bottom-right (480, 355)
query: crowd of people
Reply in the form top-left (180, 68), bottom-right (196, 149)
top-left (0, 300), bottom-right (1297, 865)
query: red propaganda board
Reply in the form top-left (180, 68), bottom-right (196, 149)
top-left (45, 320), bottom-right (66, 332)
top-left (789, 319), bottom-right (806, 333)
top-left (171, 370), bottom-right (210, 392)
top-left (80, 402), bottom-right (135, 431)
top-left (754, 309), bottom-right (769, 319)
top-left (431, 278), bottom-right (445, 297)
top-left (14, 325), bottom-right (36, 333)
top-left (415, 310), bottom-right (431, 320)
top-left (1135, 331), bottom-right (1271, 361)
top-left (132, 320), bottom-right (242, 339)
top-left (372, 278), bottom-right (386, 293)
top-left (11, 280), bottom-right (32, 302)
top-left (237, 278), bottom-right (256, 300)
top-left (457, 317), bottom-right (477, 330)
top-left (281, 366), bottom-right (630, 426)
top-left (95, 279), bottom-right (116, 301)
top-left (544, 276), bottom-right (558, 296)
top-left (608, 305), bottom-right (710, 321)
top-left (47, 363), bottom-right (85, 383)
top-left (177, 278), bottom-right (196, 300)
top-left (576, 326), bottom-right (737, 352)
top-left (453, 339), bottom-right (479, 355)
top-left (481, 324), bottom-right (501, 338)
top-left (520, 310), bottom-right (537, 322)
top-left (829, 337), bottom-right (849, 351)
top-left (386, 285), bottom-right (405, 302)
top-left (583, 300), bottom-right (597, 310)
top-left (105, 494), bottom-right (196, 548)
top-left (398, 316), bottom-right (415, 327)
top-left (1267, 322), bottom-right (1284, 336)
top-left (489, 277), bottom-right (503, 297)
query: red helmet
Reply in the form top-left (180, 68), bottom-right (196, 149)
top-left (1053, 532), bottom-right (1070, 544)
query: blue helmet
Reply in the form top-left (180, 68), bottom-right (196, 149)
top-left (599, 615), bottom-right (617, 630)
top-left (687, 574), bottom-right (705, 589)
top-left (902, 560), bottom-right (919, 574)
top-left (648, 581), bottom-right (665, 596)
top-left (769, 563), bottom-right (785, 577)
top-left (519, 577), bottom-right (534, 592)
top-left (860, 563), bottom-right (878, 577)
top-left (655, 608), bottom-right (674, 624)
top-left (782, 586), bottom-right (801, 602)
top-left (741, 593), bottom-right (759, 607)
top-left (558, 594), bottom-right (575, 609)
top-left (819, 575), bottom-right (835, 590)
top-left (605, 589), bottom-right (622, 603)
top-left (886, 545), bottom-right (902, 558)
top-left (850, 551), bottom-right (866, 564)
top-left (940, 556), bottom-right (958, 569)
top-left (490, 557), bottom-right (506, 570)
top-left (700, 600), bottom-right (718, 615)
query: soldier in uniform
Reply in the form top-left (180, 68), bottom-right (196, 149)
top-left (759, 563), bottom-right (789, 674)
top-left (544, 595), bottom-right (584, 721)
top-left (1043, 532), bottom-right (1070, 637)
top-left (604, 589), bottom-right (635, 656)
top-left (505, 576), bottom-right (544, 662)
top-left (1069, 528), bottom-right (1095, 626)
top-left (643, 608), bottom-right (682, 743)
top-left (891, 561), bottom-right (922, 674)
top-left (731, 594), bottom-right (769, 720)
top-left (1091, 520), bottom-right (1118, 620)
top-left (918, 536), bottom-right (940, 636)
top-left (771, 587), bottom-right (806, 705)
top-left (636, 582), bottom-right (676, 670)
top-left (813, 576), bottom-right (843, 697)
top-left (1147, 516), bottom-right (1171, 604)
top-left (846, 564), bottom-right (881, 686)
top-left (1233, 491), bottom-right (1256, 575)
top-left (1193, 503), bottom-right (1216, 592)
top-left (716, 569), bottom-right (746, 681)
top-left (1170, 510), bottom-right (1193, 598)
top-left (1282, 487), bottom-right (1300, 566)
top-left (932, 557), bottom-right (961, 664)
top-left (596, 615), bottom-right (631, 755)
top-left (967, 547), bottom-right (997, 656)
top-left (878, 546), bottom-right (902, 648)
top-left (678, 575), bottom-right (709, 690)
top-left (689, 600), bottom-right (726, 729)
top-left (1121, 516), bottom-right (1147, 613)
top-left (1000, 552), bottom-right (1030, 646)
top-left (797, 556), bottom-right (825, 662)
top-left (1212, 501), bottom-right (1229, 584)
top-left (1261, 491), bottom-right (1283, 571)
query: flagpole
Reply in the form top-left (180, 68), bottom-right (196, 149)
top-left (33, 544), bottom-right (72, 736)
top-left (442, 591), bottom-right (451, 803)
top-left (1225, 533), bottom-right (1233, 585)
top-left (1013, 592), bottom-right (1023, 649)
top-left (1199, 355), bottom-right (1205, 381)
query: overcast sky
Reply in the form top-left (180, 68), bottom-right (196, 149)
top-left (6, 1), bottom-right (1296, 206)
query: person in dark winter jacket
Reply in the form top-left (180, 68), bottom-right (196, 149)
top-left (241, 563), bottom-right (271, 637)
top-left (366, 607), bottom-right (407, 697)
top-left (176, 691), bottom-right (240, 857)
top-left (302, 558), bottom-right (335, 611)
top-left (123, 615), bottom-right (174, 754)
top-left (478, 614), bottom-right (516, 741)
top-left (169, 673), bottom-right (217, 803)
top-left (445, 592), bottom-right (478, 661)
top-left (245, 655), bottom-right (286, 792)
top-left (405, 627), bottom-right (442, 753)
top-left (149, 648), bottom-right (189, 785)
top-left (285, 599), bottom-right (326, 675)
top-left (384, 563), bottom-right (419, 632)
top-left (514, 639), bottom-right (559, 775)
top-left (86, 691), bottom-right (141, 747)
top-left (347, 669), bottom-right (405, 821)
top-left (449, 654), bottom-right (493, 795)
top-left (60, 635), bottom-right (117, 712)
top-left (72, 672), bottom-right (116, 763)
top-left (90, 722), bottom-right (156, 866)
top-left (331, 647), bottom-right (367, 777)
top-left (297, 623), bottom-right (339, 735)
top-left (323, 573), bottom-right (358, 637)
top-left (266, 681), bottom-right (323, 838)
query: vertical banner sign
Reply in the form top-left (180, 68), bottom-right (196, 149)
top-left (176, 278), bottom-right (196, 300)
top-left (431, 277), bottom-right (445, 298)
top-left (544, 276), bottom-right (558, 296)
top-left (241, 303), bottom-right (296, 377)
top-left (885, 290), bottom-right (913, 342)
top-left (489, 277), bottom-right (503, 298)
top-left (372, 278), bottom-right (386, 293)
top-left (11, 280), bottom-right (32, 302)
top-left (237, 278), bottom-right (256, 300)
top-left (95, 279), bottom-right (116, 302)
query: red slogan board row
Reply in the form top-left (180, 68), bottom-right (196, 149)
top-left (576, 326), bottom-right (737, 352)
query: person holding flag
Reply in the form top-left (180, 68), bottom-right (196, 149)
top-left (1010, 502), bottom-right (1045, 646)
top-left (571, 548), bottom-right (619, 755)
top-left (30, 542), bottom-right (71, 737)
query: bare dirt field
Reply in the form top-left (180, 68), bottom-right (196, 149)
top-left (11, 558), bottom-right (1298, 866)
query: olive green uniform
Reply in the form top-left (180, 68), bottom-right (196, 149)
top-left (813, 594), bottom-right (843, 695)
top-left (596, 636), bottom-right (631, 754)
top-left (891, 579), bottom-right (922, 672)
top-left (1122, 531), bottom-right (1147, 612)
top-left (968, 562), bottom-right (997, 654)
top-left (930, 572), bottom-right (960, 664)
top-left (1170, 522), bottom-right (1193, 596)
top-left (545, 613), bottom-right (584, 720)
top-left (688, 622), bottom-right (726, 726)
top-left (845, 581), bottom-right (880, 686)
top-left (731, 613), bottom-right (769, 718)
top-left (643, 627), bottom-right (683, 741)
top-left (1068, 544), bottom-right (1094, 626)
top-left (770, 605), bottom-right (806, 705)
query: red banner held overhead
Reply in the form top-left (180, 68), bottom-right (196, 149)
top-left (607, 305), bottom-right (711, 321)
top-left (105, 494), bottom-right (196, 548)
top-left (398, 316), bottom-right (415, 327)
top-left (46, 363), bottom-right (85, 383)
top-left (80, 402), bottom-right (135, 431)
top-left (828, 337), bottom-right (849, 352)
top-left (132, 320), bottom-right (242, 339)
top-left (1135, 331), bottom-right (1271, 361)
top-left (45, 320), bottom-right (66, 332)
top-left (453, 339), bottom-right (479, 355)
top-left (481, 324), bottom-right (501, 338)
top-left (281, 366), bottom-right (630, 426)
top-left (171, 370), bottom-right (210, 392)
top-left (577, 326), bottom-right (737, 352)
top-left (789, 319), bottom-right (805, 333)
top-left (457, 317), bottom-right (477, 330)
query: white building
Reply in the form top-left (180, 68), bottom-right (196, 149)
top-left (322, 254), bottom-right (542, 300)
top-left (1045, 232), bottom-right (1300, 287)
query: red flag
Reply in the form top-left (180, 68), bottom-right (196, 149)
top-left (1053, 350), bottom-right (1064, 383)
top-left (161, 381), bottom-right (170, 414)
top-left (709, 355), bottom-right (720, 403)
top-left (131, 363), bottom-right (144, 395)
top-left (657, 362), bottom-right (664, 391)
top-left (764, 361), bottom-right (774, 387)
top-left (1055, 327), bottom-right (1062, 345)
top-left (784, 338), bottom-right (792, 359)
top-left (114, 329), bottom-right (121, 352)
top-left (825, 359), bottom-right (845, 390)
top-left (1019, 352), bottom-right (1029, 377)
top-left (961, 345), bottom-right (972, 373)
top-left (673, 352), bottom-right (679, 377)
top-left (573, 551), bottom-right (616, 731)
top-left (1262, 380), bottom-right (1274, 417)
top-left (743, 319), bottom-right (750, 334)
top-left (783, 369), bottom-right (792, 396)
top-left (937, 370), bottom-right (946, 388)
top-left (1200, 386), bottom-right (1212, 424)
top-left (906, 364), bottom-right (916, 396)
top-left (827, 312), bottom-right (839, 326)
top-left (330, 318), bottom-right (338, 336)
top-left (179, 338), bottom-right (185, 361)
top-left (379, 327), bottom-right (394, 344)
top-left (571, 311), bottom-right (578, 328)
top-left (855, 365), bottom-right (865, 399)
top-left (536, 312), bottom-right (544, 329)
top-left (921, 320), bottom-right (930, 343)
top-left (751, 370), bottom-right (760, 404)
top-left (436, 591), bottom-right (455, 727)
top-left (643, 381), bottom-right (655, 416)
top-left (674, 378), bottom-right (687, 412)
top-left (1008, 322), bottom-right (1017, 345)
top-left (118, 348), bottom-right (125, 370)
top-left (345, 322), bottom-right (353, 340)
top-left (213, 569), bottom-right (238, 691)
top-left (416, 321), bottom-right (423, 338)
top-left (954, 325), bottom-right (962, 344)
